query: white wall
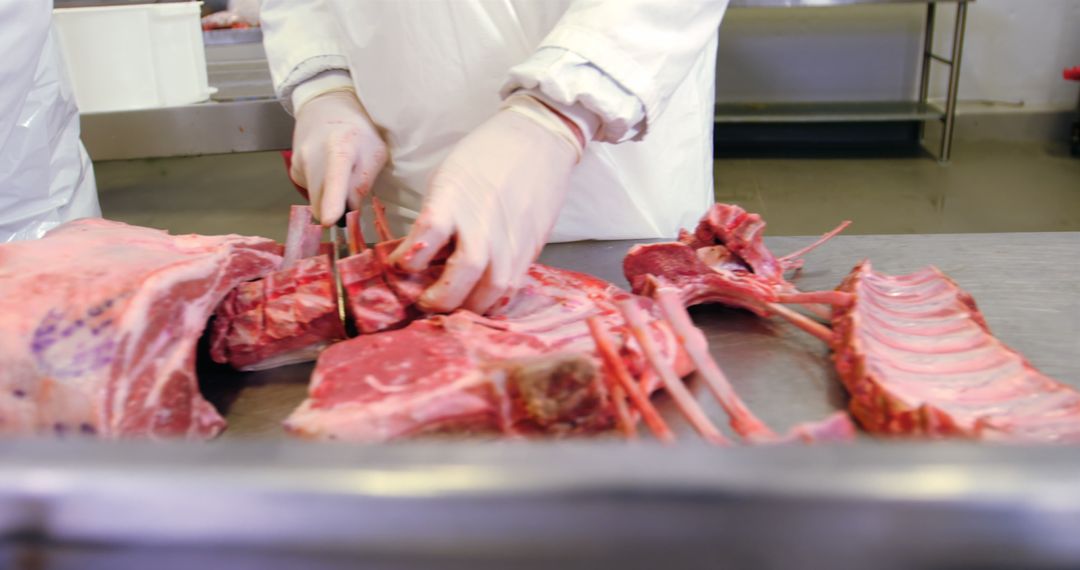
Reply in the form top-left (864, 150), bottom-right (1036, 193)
top-left (715, 1), bottom-right (1080, 111)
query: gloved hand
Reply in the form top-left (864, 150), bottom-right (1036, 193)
top-left (289, 90), bottom-right (388, 225)
top-left (387, 94), bottom-right (586, 314)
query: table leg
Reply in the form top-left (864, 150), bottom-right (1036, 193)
top-left (918, 3), bottom-right (936, 142)
top-left (940, 1), bottom-right (969, 163)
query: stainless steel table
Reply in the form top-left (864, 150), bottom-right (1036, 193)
top-left (721, 0), bottom-right (973, 162)
top-left (0, 232), bottom-right (1077, 569)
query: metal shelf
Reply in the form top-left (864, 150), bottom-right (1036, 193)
top-left (715, 101), bottom-right (944, 123)
top-left (722, 0), bottom-right (972, 161)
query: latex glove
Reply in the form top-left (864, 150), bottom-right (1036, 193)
top-left (388, 94), bottom-right (585, 314)
top-left (289, 90), bottom-right (388, 225)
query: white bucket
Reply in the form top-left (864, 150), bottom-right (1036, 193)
top-left (53, 2), bottom-right (214, 113)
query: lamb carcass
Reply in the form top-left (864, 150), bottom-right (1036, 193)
top-left (623, 203), bottom-right (849, 315)
top-left (283, 264), bottom-right (691, 441)
top-left (286, 250), bottom-right (854, 445)
top-left (209, 207), bottom-right (690, 441)
top-left (833, 261), bottom-right (1080, 442)
top-left (0, 219), bottom-right (280, 438)
top-left (630, 204), bottom-right (1079, 443)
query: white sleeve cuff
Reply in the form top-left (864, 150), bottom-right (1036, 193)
top-left (500, 47), bottom-right (648, 144)
top-left (291, 70), bottom-right (355, 115)
top-left (275, 54), bottom-right (351, 115)
top-left (502, 93), bottom-right (584, 160)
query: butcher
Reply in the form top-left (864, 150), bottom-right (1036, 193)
top-left (0, 0), bottom-right (99, 242)
top-left (261, 0), bottom-right (729, 314)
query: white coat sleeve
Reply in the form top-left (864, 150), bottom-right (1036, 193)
top-left (261, 0), bottom-right (353, 115)
top-left (501, 0), bottom-right (729, 144)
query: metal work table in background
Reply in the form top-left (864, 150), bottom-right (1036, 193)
top-left (1, 231), bottom-right (1078, 569)
top-left (722, 0), bottom-right (972, 162)
top-left (78, 0), bottom-right (972, 162)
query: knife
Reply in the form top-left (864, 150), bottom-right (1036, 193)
top-left (329, 217), bottom-right (348, 328)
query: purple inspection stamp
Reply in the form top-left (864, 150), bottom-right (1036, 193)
top-left (31, 291), bottom-right (132, 379)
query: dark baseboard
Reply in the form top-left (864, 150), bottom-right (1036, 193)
top-left (712, 110), bottom-right (1080, 159)
top-left (713, 121), bottom-right (924, 159)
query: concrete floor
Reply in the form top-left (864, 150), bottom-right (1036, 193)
top-left (97, 151), bottom-right (304, 242)
top-left (716, 140), bottom-right (1080, 235)
top-left (96, 138), bottom-right (1080, 240)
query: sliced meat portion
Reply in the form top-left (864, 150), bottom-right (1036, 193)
top-left (211, 210), bottom-right (443, 367)
top-left (0, 219), bottom-right (281, 439)
top-left (209, 206), bottom-right (346, 370)
top-left (209, 254), bottom-right (345, 371)
top-left (681, 202), bottom-right (790, 280)
top-left (832, 261), bottom-right (1080, 442)
top-left (336, 238), bottom-right (446, 334)
top-left (624, 241), bottom-right (779, 315)
top-left (285, 265), bottom-right (690, 441)
top-left (624, 203), bottom-right (849, 314)
top-left (337, 249), bottom-right (409, 334)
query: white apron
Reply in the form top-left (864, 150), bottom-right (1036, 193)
top-left (0, 2), bottom-right (99, 243)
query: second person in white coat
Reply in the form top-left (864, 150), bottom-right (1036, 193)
top-left (261, 0), bottom-right (730, 314)
top-left (0, 0), bottom-right (99, 243)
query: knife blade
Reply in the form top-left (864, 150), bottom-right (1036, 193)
top-left (329, 222), bottom-right (347, 327)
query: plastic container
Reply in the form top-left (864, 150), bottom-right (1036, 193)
top-left (53, 2), bottom-right (213, 113)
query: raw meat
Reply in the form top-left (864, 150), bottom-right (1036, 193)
top-left (832, 261), bottom-right (1080, 442)
top-left (285, 203), bottom-right (844, 442)
top-left (0, 219), bottom-right (280, 439)
top-left (209, 254), bottom-right (345, 371)
top-left (284, 264), bottom-right (691, 441)
top-left (337, 238), bottom-right (444, 334)
top-left (209, 206), bottom-right (345, 371)
top-left (587, 289), bottom-right (855, 446)
top-left (337, 248), bottom-right (408, 334)
top-left (623, 203), bottom-right (848, 315)
top-left (210, 205), bottom-right (427, 369)
top-left (336, 207), bottom-right (451, 334)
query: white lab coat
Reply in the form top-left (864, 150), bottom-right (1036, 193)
top-left (262, 0), bottom-right (727, 241)
top-left (0, 1), bottom-right (99, 243)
